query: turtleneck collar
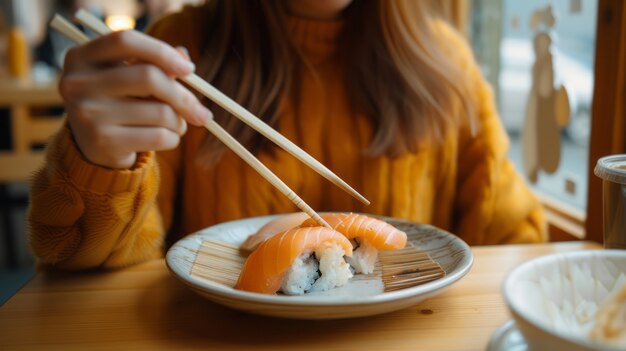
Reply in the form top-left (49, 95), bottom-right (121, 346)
top-left (287, 16), bottom-right (344, 63)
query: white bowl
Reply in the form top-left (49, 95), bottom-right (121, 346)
top-left (503, 250), bottom-right (626, 351)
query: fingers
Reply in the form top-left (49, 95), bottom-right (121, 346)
top-left (59, 31), bottom-right (214, 169)
top-left (175, 46), bottom-right (190, 61)
top-left (73, 124), bottom-right (184, 168)
top-left (73, 100), bottom-right (188, 135)
top-left (60, 31), bottom-right (210, 125)
top-left (65, 30), bottom-right (194, 76)
top-left (61, 64), bottom-right (211, 125)
top-left (101, 125), bottom-right (183, 153)
top-left (67, 100), bottom-right (189, 169)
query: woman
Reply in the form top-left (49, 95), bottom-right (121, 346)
top-left (28, 0), bottom-right (546, 270)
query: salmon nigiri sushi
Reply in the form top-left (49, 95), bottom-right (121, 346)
top-left (240, 212), bottom-right (310, 253)
top-left (300, 213), bottom-right (407, 274)
top-left (235, 226), bottom-right (353, 295)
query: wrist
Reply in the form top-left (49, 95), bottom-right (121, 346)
top-left (53, 124), bottom-right (154, 193)
top-left (86, 152), bottom-right (138, 170)
top-left (68, 124), bottom-right (138, 170)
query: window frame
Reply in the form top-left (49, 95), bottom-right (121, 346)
top-left (585, 0), bottom-right (626, 243)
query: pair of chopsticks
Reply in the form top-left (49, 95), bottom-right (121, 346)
top-left (51, 10), bottom-right (369, 228)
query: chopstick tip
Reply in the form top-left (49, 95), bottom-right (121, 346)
top-left (355, 193), bottom-right (370, 206)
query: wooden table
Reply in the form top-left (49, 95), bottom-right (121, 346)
top-left (0, 242), bottom-right (601, 350)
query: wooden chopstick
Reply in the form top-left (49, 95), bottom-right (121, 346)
top-left (50, 14), bottom-right (332, 229)
top-left (70, 9), bottom-right (369, 206)
top-left (203, 119), bottom-right (331, 228)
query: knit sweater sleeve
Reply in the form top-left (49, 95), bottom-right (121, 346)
top-left (434, 22), bottom-right (548, 244)
top-left (453, 76), bottom-right (548, 244)
top-left (28, 125), bottom-right (166, 269)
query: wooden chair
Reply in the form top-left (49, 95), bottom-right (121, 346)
top-left (0, 76), bottom-right (63, 268)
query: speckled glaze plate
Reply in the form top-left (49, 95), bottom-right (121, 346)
top-left (166, 214), bottom-right (473, 319)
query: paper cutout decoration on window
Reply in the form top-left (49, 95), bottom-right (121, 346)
top-left (570, 0), bottom-right (582, 14)
top-left (522, 5), bottom-right (571, 183)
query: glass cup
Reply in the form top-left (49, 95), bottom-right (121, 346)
top-left (595, 155), bottom-right (626, 249)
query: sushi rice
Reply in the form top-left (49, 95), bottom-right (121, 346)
top-left (281, 243), bottom-right (353, 295)
top-left (346, 239), bottom-right (378, 274)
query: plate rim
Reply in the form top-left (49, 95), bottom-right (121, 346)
top-left (166, 214), bottom-right (474, 306)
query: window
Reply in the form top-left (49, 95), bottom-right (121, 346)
top-left (470, 0), bottom-right (601, 239)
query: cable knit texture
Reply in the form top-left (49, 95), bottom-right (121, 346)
top-left (27, 6), bottom-right (546, 270)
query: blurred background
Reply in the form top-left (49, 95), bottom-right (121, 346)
top-left (0, 0), bottom-right (203, 303)
top-left (0, 0), bottom-right (601, 304)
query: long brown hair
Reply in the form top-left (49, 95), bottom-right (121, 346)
top-left (196, 0), bottom-right (474, 165)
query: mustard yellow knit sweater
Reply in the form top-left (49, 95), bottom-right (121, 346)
top-left (27, 7), bottom-right (546, 269)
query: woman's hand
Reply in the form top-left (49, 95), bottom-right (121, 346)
top-left (59, 30), bottom-right (211, 169)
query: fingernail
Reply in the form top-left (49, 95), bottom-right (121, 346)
top-left (185, 60), bottom-right (196, 72)
top-left (180, 119), bottom-right (188, 135)
top-left (195, 105), bottom-right (211, 123)
top-left (175, 59), bottom-right (195, 75)
top-left (177, 46), bottom-right (190, 60)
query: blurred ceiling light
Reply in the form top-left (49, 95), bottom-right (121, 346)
top-left (105, 15), bottom-right (136, 31)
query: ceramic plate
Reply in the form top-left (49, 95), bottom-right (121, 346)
top-left (166, 214), bottom-right (473, 319)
